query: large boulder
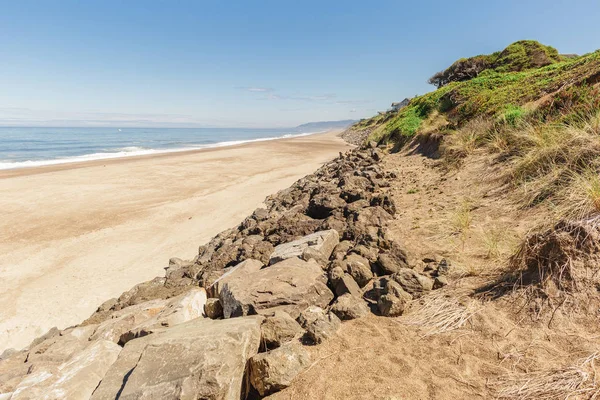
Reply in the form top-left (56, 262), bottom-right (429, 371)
top-left (118, 288), bottom-right (207, 344)
top-left (249, 342), bottom-right (311, 396)
top-left (207, 259), bottom-right (264, 297)
top-left (89, 299), bottom-right (168, 343)
top-left (11, 340), bottom-right (121, 400)
top-left (91, 316), bottom-right (263, 400)
top-left (269, 230), bottom-right (339, 265)
top-left (220, 257), bottom-right (334, 319)
top-left (344, 254), bottom-right (373, 288)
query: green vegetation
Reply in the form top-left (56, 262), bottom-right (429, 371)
top-left (353, 40), bottom-right (600, 146)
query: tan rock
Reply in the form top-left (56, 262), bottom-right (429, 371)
top-left (261, 311), bottom-right (304, 350)
top-left (119, 288), bottom-right (207, 344)
top-left (269, 230), bottom-right (339, 265)
top-left (89, 299), bottom-right (168, 343)
top-left (207, 259), bottom-right (264, 297)
top-left (249, 342), bottom-right (311, 396)
top-left (11, 340), bottom-right (121, 400)
top-left (91, 316), bottom-right (263, 400)
top-left (220, 257), bottom-right (333, 319)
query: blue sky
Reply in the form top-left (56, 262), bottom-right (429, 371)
top-left (0, 0), bottom-right (599, 128)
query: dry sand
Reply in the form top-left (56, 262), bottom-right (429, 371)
top-left (0, 130), bottom-right (351, 352)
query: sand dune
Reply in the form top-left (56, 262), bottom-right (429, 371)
top-left (0, 130), bottom-right (351, 352)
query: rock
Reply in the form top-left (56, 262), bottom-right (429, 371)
top-left (377, 280), bottom-right (412, 317)
top-left (377, 253), bottom-right (406, 275)
top-left (11, 340), bottom-right (121, 400)
top-left (378, 295), bottom-right (407, 317)
top-left (89, 299), bottom-right (167, 343)
top-left (350, 244), bottom-right (378, 262)
top-left (297, 306), bottom-right (326, 328)
top-left (333, 273), bottom-right (362, 298)
top-left (303, 309), bottom-right (341, 344)
top-left (392, 268), bottom-right (434, 296)
top-left (330, 294), bottom-right (370, 320)
top-left (204, 298), bottom-right (224, 319)
top-left (437, 258), bottom-right (450, 276)
top-left (249, 342), bottom-right (311, 396)
top-left (307, 193), bottom-right (346, 219)
top-left (220, 257), bottom-right (334, 319)
top-left (119, 288), bottom-right (207, 344)
top-left (301, 247), bottom-right (328, 267)
top-left (261, 311), bottom-right (304, 350)
top-left (91, 316), bottom-right (263, 400)
top-left (269, 230), bottom-right (339, 265)
top-left (208, 259), bottom-right (264, 297)
top-left (331, 240), bottom-right (353, 260)
top-left (345, 254), bottom-right (373, 287)
top-left (434, 275), bottom-right (449, 289)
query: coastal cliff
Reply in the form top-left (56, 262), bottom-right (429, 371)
top-left (3, 40), bottom-right (600, 399)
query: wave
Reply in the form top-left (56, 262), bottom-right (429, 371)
top-left (0, 130), bottom-right (324, 171)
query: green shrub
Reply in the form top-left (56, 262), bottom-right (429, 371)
top-left (499, 105), bottom-right (526, 126)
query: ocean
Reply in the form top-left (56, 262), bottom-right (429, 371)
top-left (0, 126), bottom-right (320, 170)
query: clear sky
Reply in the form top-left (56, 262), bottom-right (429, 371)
top-left (0, 0), bottom-right (599, 128)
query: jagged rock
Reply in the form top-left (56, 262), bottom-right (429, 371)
top-left (301, 247), bottom-right (328, 266)
top-left (11, 340), bottom-right (121, 400)
top-left (260, 311), bottom-right (304, 350)
top-left (207, 259), bottom-right (263, 297)
top-left (377, 280), bottom-right (413, 317)
top-left (269, 230), bottom-right (339, 265)
top-left (437, 258), bottom-right (450, 275)
top-left (377, 253), bottom-right (407, 275)
top-left (345, 254), bottom-right (373, 287)
top-left (118, 288), bottom-right (207, 344)
top-left (332, 273), bottom-right (362, 298)
top-left (350, 244), bottom-right (379, 262)
top-left (307, 193), bottom-right (346, 219)
top-left (249, 342), bottom-right (311, 396)
top-left (331, 240), bottom-right (353, 260)
top-left (89, 299), bottom-right (168, 343)
top-left (220, 257), bottom-right (333, 319)
top-left (204, 298), bottom-right (224, 319)
top-left (91, 316), bottom-right (263, 400)
top-left (301, 308), bottom-right (341, 344)
top-left (392, 268), bottom-right (434, 296)
top-left (330, 294), bottom-right (370, 320)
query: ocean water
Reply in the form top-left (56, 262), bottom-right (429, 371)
top-left (0, 127), bottom-right (320, 170)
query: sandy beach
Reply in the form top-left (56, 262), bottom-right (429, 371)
top-left (0, 130), bottom-right (351, 352)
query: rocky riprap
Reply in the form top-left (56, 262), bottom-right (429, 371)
top-left (0, 143), bottom-right (449, 399)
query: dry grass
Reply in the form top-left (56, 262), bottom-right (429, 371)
top-left (402, 289), bottom-right (481, 336)
top-left (558, 167), bottom-right (600, 220)
top-left (450, 199), bottom-right (473, 249)
top-left (493, 352), bottom-right (600, 400)
top-left (445, 117), bottom-right (493, 158)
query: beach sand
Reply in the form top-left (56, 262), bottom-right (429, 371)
top-left (0, 130), bottom-right (351, 352)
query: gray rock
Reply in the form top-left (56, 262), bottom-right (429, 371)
top-left (330, 294), bottom-right (370, 320)
top-left (249, 342), bottom-right (311, 396)
top-left (297, 306), bottom-right (326, 328)
top-left (269, 230), bottom-right (339, 265)
top-left (204, 298), bottom-right (224, 319)
top-left (91, 316), bottom-right (263, 400)
top-left (220, 257), bottom-right (334, 319)
top-left (261, 311), bottom-right (304, 350)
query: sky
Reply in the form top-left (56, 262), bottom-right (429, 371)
top-left (0, 0), bottom-right (599, 128)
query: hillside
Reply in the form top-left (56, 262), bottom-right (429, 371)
top-left (3, 40), bottom-right (600, 399)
